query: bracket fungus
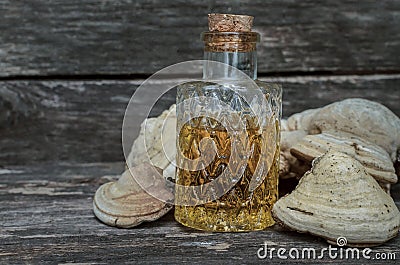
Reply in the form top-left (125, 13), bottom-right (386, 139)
top-left (93, 163), bottom-right (173, 228)
top-left (127, 104), bottom-right (177, 181)
top-left (308, 99), bottom-right (400, 161)
top-left (281, 98), bottom-right (400, 193)
top-left (93, 106), bottom-right (177, 228)
top-left (272, 151), bottom-right (400, 247)
top-left (291, 131), bottom-right (397, 184)
top-left (279, 130), bottom-right (309, 179)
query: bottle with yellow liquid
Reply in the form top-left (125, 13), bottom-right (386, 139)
top-left (174, 14), bottom-right (282, 232)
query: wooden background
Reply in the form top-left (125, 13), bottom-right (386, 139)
top-left (1, 0), bottom-right (400, 263)
top-left (1, 0), bottom-right (399, 166)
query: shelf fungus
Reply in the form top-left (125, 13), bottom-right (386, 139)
top-left (93, 163), bottom-right (173, 228)
top-left (281, 99), bottom-right (400, 193)
top-left (272, 151), bottom-right (400, 247)
top-left (127, 104), bottom-right (177, 181)
top-left (291, 131), bottom-right (398, 184)
top-left (308, 99), bottom-right (400, 161)
top-left (279, 130), bottom-right (309, 179)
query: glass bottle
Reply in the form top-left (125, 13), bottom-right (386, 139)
top-left (174, 14), bottom-right (282, 232)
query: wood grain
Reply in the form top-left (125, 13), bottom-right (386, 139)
top-left (0, 75), bottom-right (399, 165)
top-left (0, 0), bottom-right (399, 77)
top-left (1, 2), bottom-right (399, 263)
top-left (0, 162), bottom-right (399, 264)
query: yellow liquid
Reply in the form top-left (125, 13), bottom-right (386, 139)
top-left (175, 117), bottom-right (279, 232)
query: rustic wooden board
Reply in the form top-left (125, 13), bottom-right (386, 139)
top-left (0, 75), bottom-right (399, 165)
top-left (0, 162), bottom-right (399, 264)
top-left (1, 0), bottom-right (399, 77)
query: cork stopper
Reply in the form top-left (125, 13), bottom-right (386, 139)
top-left (203, 14), bottom-right (258, 52)
top-left (208, 13), bottom-right (254, 32)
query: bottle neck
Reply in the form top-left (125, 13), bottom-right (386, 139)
top-left (203, 50), bottom-right (257, 80)
top-left (202, 31), bottom-right (259, 80)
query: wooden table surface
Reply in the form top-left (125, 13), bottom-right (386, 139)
top-left (1, 1), bottom-right (400, 264)
top-left (1, 162), bottom-right (399, 264)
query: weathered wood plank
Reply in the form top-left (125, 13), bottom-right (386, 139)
top-left (1, 0), bottom-right (399, 76)
top-left (0, 162), bottom-right (399, 264)
top-left (0, 75), bottom-right (399, 165)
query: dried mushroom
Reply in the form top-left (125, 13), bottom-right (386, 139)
top-left (309, 99), bottom-right (400, 161)
top-left (291, 131), bottom-right (397, 184)
top-left (284, 108), bottom-right (321, 132)
top-left (93, 163), bottom-right (173, 228)
top-left (127, 104), bottom-right (177, 180)
top-left (279, 130), bottom-right (308, 179)
top-left (272, 151), bottom-right (400, 247)
top-left (281, 99), bottom-right (400, 193)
